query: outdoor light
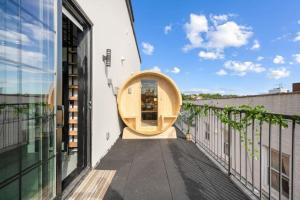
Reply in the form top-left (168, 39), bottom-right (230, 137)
top-left (102, 49), bottom-right (111, 67)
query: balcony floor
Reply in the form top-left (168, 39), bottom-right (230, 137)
top-left (72, 128), bottom-right (249, 200)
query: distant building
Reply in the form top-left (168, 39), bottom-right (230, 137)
top-left (293, 82), bottom-right (300, 92)
top-left (268, 87), bottom-right (289, 94)
top-left (196, 92), bottom-right (300, 115)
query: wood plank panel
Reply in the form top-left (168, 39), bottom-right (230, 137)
top-left (67, 170), bottom-right (116, 200)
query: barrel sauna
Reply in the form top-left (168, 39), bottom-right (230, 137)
top-left (117, 71), bottom-right (182, 137)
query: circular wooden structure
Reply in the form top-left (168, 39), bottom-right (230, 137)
top-left (117, 71), bottom-right (182, 135)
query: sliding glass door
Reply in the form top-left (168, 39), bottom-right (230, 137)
top-left (56, 2), bottom-right (92, 195)
top-left (0, 0), bottom-right (57, 199)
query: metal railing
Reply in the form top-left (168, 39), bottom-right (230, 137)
top-left (0, 103), bottom-right (53, 152)
top-left (176, 105), bottom-right (299, 200)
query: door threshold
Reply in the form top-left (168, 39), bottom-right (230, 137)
top-left (62, 167), bottom-right (91, 199)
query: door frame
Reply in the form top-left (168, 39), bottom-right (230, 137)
top-left (56, 0), bottom-right (93, 198)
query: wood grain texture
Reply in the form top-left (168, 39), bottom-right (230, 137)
top-left (117, 71), bottom-right (182, 135)
top-left (67, 170), bottom-right (116, 200)
top-left (122, 126), bottom-right (177, 139)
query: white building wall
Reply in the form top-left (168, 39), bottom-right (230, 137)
top-left (196, 92), bottom-right (300, 116)
top-left (76, 0), bottom-right (141, 167)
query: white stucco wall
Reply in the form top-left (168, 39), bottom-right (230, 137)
top-left (196, 92), bottom-right (300, 116)
top-left (76, 0), bottom-right (141, 167)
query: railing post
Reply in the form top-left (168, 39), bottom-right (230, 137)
top-left (228, 111), bottom-right (231, 176)
top-left (259, 120), bottom-right (262, 199)
top-left (291, 119), bottom-right (295, 200)
top-left (194, 114), bottom-right (197, 144)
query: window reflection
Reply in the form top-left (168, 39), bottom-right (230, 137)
top-left (141, 80), bottom-right (158, 126)
top-left (0, 0), bottom-right (56, 199)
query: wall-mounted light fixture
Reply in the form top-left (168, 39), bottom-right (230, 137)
top-left (102, 49), bottom-right (111, 67)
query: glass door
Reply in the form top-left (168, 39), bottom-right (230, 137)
top-left (0, 0), bottom-right (57, 199)
top-left (141, 80), bottom-right (158, 127)
top-left (57, 4), bottom-right (91, 193)
top-left (61, 13), bottom-right (80, 184)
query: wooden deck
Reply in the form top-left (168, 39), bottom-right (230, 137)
top-left (67, 170), bottom-right (116, 200)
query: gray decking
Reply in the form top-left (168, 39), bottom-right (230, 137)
top-left (96, 129), bottom-right (249, 200)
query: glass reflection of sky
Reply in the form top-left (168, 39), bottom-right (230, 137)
top-left (0, 0), bottom-right (55, 95)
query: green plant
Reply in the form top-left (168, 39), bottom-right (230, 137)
top-left (181, 103), bottom-right (299, 159)
top-left (295, 116), bottom-right (300, 125)
top-left (180, 102), bottom-right (210, 135)
top-left (0, 104), bottom-right (6, 115)
top-left (210, 105), bottom-right (291, 159)
top-left (181, 102), bottom-right (196, 135)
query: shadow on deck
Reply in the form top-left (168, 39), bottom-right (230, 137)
top-left (94, 128), bottom-right (249, 200)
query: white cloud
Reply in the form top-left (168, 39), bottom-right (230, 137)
top-left (198, 50), bottom-right (224, 60)
top-left (256, 56), bottom-right (264, 61)
top-left (224, 60), bottom-right (266, 76)
top-left (298, 20), bottom-right (300, 25)
top-left (164, 24), bottom-right (172, 34)
top-left (268, 67), bottom-right (290, 79)
top-left (1, 11), bottom-right (54, 46)
top-left (250, 40), bottom-right (260, 50)
top-left (273, 55), bottom-right (285, 64)
top-left (141, 42), bottom-right (154, 55)
top-left (150, 66), bottom-right (161, 72)
top-left (206, 21), bottom-right (253, 49)
top-left (294, 32), bottom-right (300, 42)
top-left (183, 14), bottom-right (208, 52)
top-left (216, 69), bottom-right (228, 76)
top-left (182, 13), bottom-right (253, 55)
top-left (183, 88), bottom-right (233, 95)
top-left (0, 30), bottom-right (31, 45)
top-left (210, 14), bottom-right (229, 25)
top-left (293, 54), bottom-right (300, 63)
top-left (183, 14), bottom-right (252, 52)
top-left (1, 46), bottom-right (45, 69)
top-left (171, 66), bottom-right (181, 74)
top-left (22, 22), bottom-right (54, 43)
top-left (183, 88), bottom-right (210, 94)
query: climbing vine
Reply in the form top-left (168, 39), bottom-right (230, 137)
top-left (181, 102), bottom-right (300, 159)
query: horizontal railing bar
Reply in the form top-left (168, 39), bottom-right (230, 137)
top-left (193, 104), bottom-right (299, 120)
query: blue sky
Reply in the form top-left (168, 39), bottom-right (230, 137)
top-left (132, 0), bottom-right (300, 95)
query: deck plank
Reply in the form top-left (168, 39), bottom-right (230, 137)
top-left (68, 170), bottom-right (116, 200)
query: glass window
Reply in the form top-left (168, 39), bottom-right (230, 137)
top-left (0, 179), bottom-right (20, 200)
top-left (0, 147), bottom-right (20, 183)
top-left (0, 0), bottom-right (56, 199)
top-left (141, 80), bottom-right (158, 126)
top-left (42, 158), bottom-right (56, 199)
top-left (22, 167), bottom-right (42, 200)
top-left (267, 149), bottom-right (290, 198)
